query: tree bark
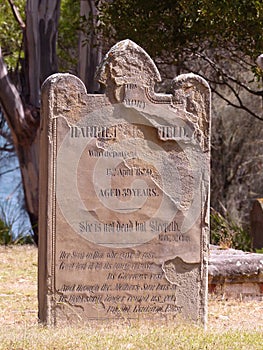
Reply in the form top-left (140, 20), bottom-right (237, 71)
top-left (0, 0), bottom-right (61, 241)
top-left (25, 0), bottom-right (61, 106)
top-left (78, 0), bottom-right (102, 93)
top-left (0, 46), bottom-right (39, 238)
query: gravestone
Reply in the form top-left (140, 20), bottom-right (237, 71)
top-left (250, 198), bottom-right (263, 249)
top-left (39, 40), bottom-right (210, 325)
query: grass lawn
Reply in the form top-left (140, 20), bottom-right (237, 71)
top-left (0, 245), bottom-right (262, 349)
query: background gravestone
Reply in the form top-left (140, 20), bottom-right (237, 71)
top-left (39, 40), bottom-right (211, 325)
top-left (250, 198), bottom-right (263, 249)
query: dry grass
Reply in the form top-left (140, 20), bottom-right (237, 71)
top-left (0, 245), bottom-right (37, 326)
top-left (0, 245), bottom-right (262, 349)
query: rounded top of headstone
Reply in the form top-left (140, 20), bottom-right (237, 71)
top-left (96, 39), bottom-right (161, 88)
top-left (251, 198), bottom-right (263, 212)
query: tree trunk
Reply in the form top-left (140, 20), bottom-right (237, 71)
top-left (25, 0), bottom-right (61, 106)
top-left (0, 46), bottom-right (39, 237)
top-left (78, 0), bottom-right (102, 93)
top-left (0, 0), bottom-right (61, 242)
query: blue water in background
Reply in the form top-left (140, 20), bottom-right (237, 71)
top-left (0, 121), bottom-right (33, 239)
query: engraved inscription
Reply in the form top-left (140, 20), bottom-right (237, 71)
top-left (56, 249), bottom-right (183, 318)
top-left (70, 125), bottom-right (117, 139)
top-left (158, 125), bottom-right (191, 140)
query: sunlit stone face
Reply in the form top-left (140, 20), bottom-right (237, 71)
top-left (39, 40), bottom-right (210, 325)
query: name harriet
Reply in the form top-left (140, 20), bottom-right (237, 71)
top-left (70, 125), bottom-right (117, 139)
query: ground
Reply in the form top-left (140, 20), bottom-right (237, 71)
top-left (0, 245), bottom-right (262, 349)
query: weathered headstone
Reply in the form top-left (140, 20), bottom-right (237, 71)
top-left (250, 198), bottom-right (263, 249)
top-left (39, 40), bottom-right (210, 325)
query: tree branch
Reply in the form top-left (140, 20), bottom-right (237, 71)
top-left (7, 0), bottom-right (26, 31)
top-left (0, 166), bottom-right (19, 177)
top-left (183, 65), bottom-right (263, 121)
top-left (0, 142), bottom-right (15, 153)
top-left (0, 46), bottom-right (38, 145)
top-left (194, 51), bottom-right (263, 97)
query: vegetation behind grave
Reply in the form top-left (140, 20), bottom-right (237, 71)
top-left (210, 208), bottom-right (252, 251)
top-left (0, 217), bottom-right (33, 245)
top-left (0, 199), bottom-right (33, 245)
top-left (0, 218), bottom-right (11, 245)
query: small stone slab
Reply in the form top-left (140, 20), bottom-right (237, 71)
top-left (38, 40), bottom-right (211, 325)
top-left (209, 245), bottom-right (263, 299)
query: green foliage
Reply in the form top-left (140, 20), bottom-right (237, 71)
top-left (0, 217), bottom-right (29, 245)
top-left (0, 0), bottom-right (25, 70)
top-left (210, 208), bottom-right (252, 251)
top-left (0, 217), bottom-right (33, 245)
top-left (0, 0), bottom-right (81, 73)
top-left (99, 0), bottom-right (263, 64)
top-left (0, 200), bottom-right (33, 245)
top-left (57, 0), bottom-right (80, 73)
top-left (2, 0), bottom-right (263, 76)
top-left (0, 217), bottom-right (12, 245)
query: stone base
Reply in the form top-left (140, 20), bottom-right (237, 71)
top-left (208, 245), bottom-right (263, 300)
